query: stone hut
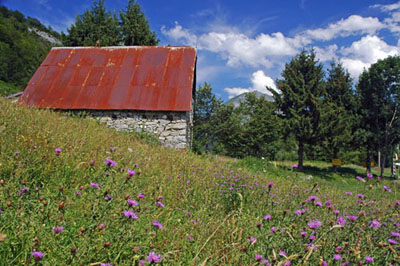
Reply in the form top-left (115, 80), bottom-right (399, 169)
top-left (19, 46), bottom-right (197, 149)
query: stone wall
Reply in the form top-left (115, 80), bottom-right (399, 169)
top-left (85, 110), bottom-right (192, 149)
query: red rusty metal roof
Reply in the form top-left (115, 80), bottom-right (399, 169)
top-left (19, 46), bottom-right (196, 111)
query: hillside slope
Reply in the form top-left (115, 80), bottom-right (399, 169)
top-left (0, 6), bottom-right (61, 96)
top-left (0, 98), bottom-right (398, 265)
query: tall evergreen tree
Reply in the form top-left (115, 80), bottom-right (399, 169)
top-left (357, 56), bottom-right (400, 176)
top-left (268, 49), bottom-right (325, 171)
top-left (193, 83), bottom-right (222, 153)
top-left (64, 0), bottom-right (120, 46)
top-left (120, 0), bottom-right (159, 45)
top-left (322, 61), bottom-right (356, 170)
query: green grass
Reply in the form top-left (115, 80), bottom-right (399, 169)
top-left (1, 97), bottom-right (399, 265)
top-left (0, 80), bottom-right (22, 97)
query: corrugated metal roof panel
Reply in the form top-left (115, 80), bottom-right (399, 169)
top-left (20, 46), bottom-right (196, 111)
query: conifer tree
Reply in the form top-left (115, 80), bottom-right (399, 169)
top-left (120, 0), bottom-right (159, 45)
top-left (64, 0), bottom-right (120, 46)
top-left (268, 49), bottom-right (325, 171)
top-left (357, 56), bottom-right (400, 176)
top-left (322, 61), bottom-right (356, 171)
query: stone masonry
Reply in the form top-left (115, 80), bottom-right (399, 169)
top-left (86, 110), bottom-right (193, 150)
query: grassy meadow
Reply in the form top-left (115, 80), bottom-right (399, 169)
top-left (0, 97), bottom-right (399, 265)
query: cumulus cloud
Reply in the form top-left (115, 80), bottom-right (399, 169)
top-left (340, 35), bottom-right (400, 78)
top-left (314, 45), bottom-right (338, 62)
top-left (224, 70), bottom-right (278, 98)
top-left (373, 2), bottom-right (400, 34)
top-left (305, 15), bottom-right (385, 41)
top-left (161, 22), bottom-right (198, 46)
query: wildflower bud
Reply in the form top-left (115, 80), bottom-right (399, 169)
top-left (7, 201), bottom-right (11, 207)
top-left (43, 201), bottom-right (48, 206)
top-left (125, 195), bottom-right (130, 200)
top-left (150, 244), bottom-right (154, 249)
top-left (58, 201), bottom-right (65, 210)
top-left (330, 221), bottom-right (335, 226)
top-left (33, 237), bottom-right (39, 245)
top-left (272, 257), bottom-right (277, 262)
top-left (90, 160), bottom-right (95, 166)
top-left (283, 209), bottom-right (289, 215)
top-left (58, 186), bottom-right (64, 192)
top-left (79, 186), bottom-right (84, 190)
top-left (359, 211), bottom-right (366, 217)
top-left (97, 224), bottom-right (105, 231)
top-left (104, 241), bottom-right (111, 248)
top-left (369, 184), bottom-right (373, 189)
top-left (378, 242), bottom-right (387, 247)
top-left (20, 180), bottom-right (27, 185)
top-left (70, 247), bottom-right (76, 254)
top-left (0, 180), bottom-right (4, 185)
top-left (313, 182), bottom-right (318, 187)
top-left (40, 209), bottom-right (44, 213)
top-left (39, 196), bottom-right (44, 201)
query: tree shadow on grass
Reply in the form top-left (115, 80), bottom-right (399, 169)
top-left (297, 165), bottom-right (361, 181)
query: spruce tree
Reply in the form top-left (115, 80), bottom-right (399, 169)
top-left (64, 0), bottom-right (120, 46)
top-left (322, 61), bottom-right (356, 171)
top-left (120, 0), bottom-right (159, 45)
top-left (268, 49), bottom-right (325, 171)
top-left (357, 56), bottom-right (400, 176)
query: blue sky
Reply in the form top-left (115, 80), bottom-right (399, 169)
top-left (2, 0), bottom-right (400, 101)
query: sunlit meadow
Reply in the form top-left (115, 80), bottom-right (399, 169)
top-left (0, 97), bottom-right (399, 265)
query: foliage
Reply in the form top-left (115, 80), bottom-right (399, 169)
top-left (1, 97), bottom-right (400, 265)
top-left (120, 0), bottom-right (159, 45)
top-left (357, 56), bottom-right (400, 176)
top-left (268, 49), bottom-right (325, 170)
top-left (63, 0), bottom-right (159, 46)
top-left (0, 6), bottom-right (59, 92)
top-left (322, 61), bottom-right (356, 164)
top-left (63, 0), bottom-right (120, 46)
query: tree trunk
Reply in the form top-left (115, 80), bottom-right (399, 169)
top-left (332, 149), bottom-right (338, 172)
top-left (366, 150), bottom-right (371, 174)
top-left (298, 140), bottom-right (304, 171)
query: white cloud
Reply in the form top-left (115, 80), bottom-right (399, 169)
top-left (161, 22), bottom-right (198, 46)
top-left (305, 15), bottom-right (385, 41)
top-left (224, 70), bottom-right (278, 98)
top-left (340, 35), bottom-right (400, 78)
top-left (314, 45), bottom-right (338, 62)
top-left (373, 2), bottom-right (400, 12)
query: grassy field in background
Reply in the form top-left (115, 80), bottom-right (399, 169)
top-left (0, 97), bottom-right (399, 265)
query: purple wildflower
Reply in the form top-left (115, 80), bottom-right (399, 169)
top-left (345, 192), bottom-right (353, 196)
top-left (322, 261), bottom-right (328, 266)
top-left (32, 251), bottom-right (45, 259)
top-left (357, 193), bottom-right (364, 199)
top-left (333, 254), bottom-right (342, 260)
top-left (356, 176), bottom-right (365, 182)
top-left (388, 239), bottom-right (398, 245)
top-left (310, 235), bottom-right (316, 241)
top-left (52, 226), bottom-right (64, 233)
top-left (391, 232), bottom-right (400, 238)
top-left (156, 196), bottom-right (164, 201)
top-left (110, 147), bottom-right (115, 152)
top-left (104, 158), bottom-right (116, 167)
top-left (271, 226), bottom-right (276, 233)
top-left (268, 182), bottom-right (274, 188)
top-left (295, 209), bottom-right (302, 216)
top-left (55, 148), bottom-right (62, 154)
top-left (146, 252), bottom-right (162, 263)
top-left (18, 187), bottom-right (29, 195)
top-left (337, 216), bottom-right (347, 227)
top-left (315, 201), bottom-right (322, 207)
top-left (14, 152), bottom-right (19, 156)
top-left (283, 261), bottom-right (291, 266)
top-left (384, 186), bottom-right (392, 193)
top-left (308, 220), bottom-right (322, 229)
top-left (279, 250), bottom-right (287, 257)
top-left (90, 183), bottom-right (100, 189)
top-left (128, 169), bottom-right (135, 177)
top-left (365, 256), bottom-right (374, 263)
top-left (367, 173), bottom-right (373, 179)
top-left (75, 190), bottom-right (81, 196)
top-left (262, 259), bottom-right (271, 265)
top-left (325, 200), bottom-right (332, 207)
top-left (137, 193), bottom-right (145, 199)
top-left (249, 236), bottom-right (257, 244)
top-left (105, 195), bottom-right (112, 201)
top-left (127, 199), bottom-right (139, 206)
top-left (264, 214), bottom-right (272, 221)
top-left (306, 195), bottom-right (318, 202)
top-left (156, 201), bottom-right (165, 208)
top-left (123, 211), bottom-right (138, 219)
top-left (153, 220), bottom-right (163, 229)
top-left (255, 254), bottom-right (263, 261)
top-left (369, 220), bottom-right (381, 228)
top-left (291, 164), bottom-right (298, 169)
top-left (300, 231), bottom-right (307, 238)
top-left (346, 216), bottom-right (358, 221)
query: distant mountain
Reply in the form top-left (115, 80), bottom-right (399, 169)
top-left (226, 91), bottom-right (274, 107)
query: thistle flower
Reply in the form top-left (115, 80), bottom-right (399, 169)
top-left (369, 220), bottom-right (381, 228)
top-left (346, 216), bottom-right (357, 221)
top-left (128, 169), bottom-right (135, 177)
top-left (356, 176), bottom-right (365, 182)
top-left (137, 193), bottom-right (145, 199)
top-left (388, 239), bottom-right (398, 245)
top-left (391, 232), bottom-right (400, 238)
top-left (156, 201), bottom-right (165, 208)
top-left (127, 199), bottom-right (139, 206)
top-left (105, 195), bottom-right (112, 201)
top-left (333, 254), bottom-right (341, 260)
top-left (291, 164), bottom-right (298, 169)
top-left (308, 220), bottom-right (322, 229)
top-left (90, 183), bottom-right (100, 189)
top-left (32, 251), bottom-right (45, 259)
top-left (255, 254), bottom-right (263, 261)
top-left (249, 236), bottom-right (256, 244)
top-left (146, 251), bottom-right (161, 263)
top-left (104, 158), bottom-right (116, 167)
top-left (18, 187), bottom-right (29, 195)
top-left (337, 216), bottom-right (347, 227)
top-left (52, 226), bottom-right (64, 233)
top-left (264, 214), bottom-right (272, 221)
top-left (123, 211), bottom-right (138, 219)
top-left (153, 220), bottom-right (163, 229)
top-left (384, 186), bottom-right (392, 193)
top-left (365, 256), bottom-right (374, 263)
